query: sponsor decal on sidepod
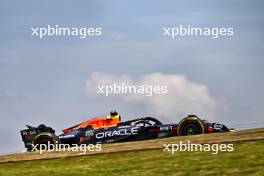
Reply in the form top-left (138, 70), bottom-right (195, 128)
top-left (96, 127), bottom-right (139, 139)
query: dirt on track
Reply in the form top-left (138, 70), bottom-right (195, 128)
top-left (0, 128), bottom-right (263, 163)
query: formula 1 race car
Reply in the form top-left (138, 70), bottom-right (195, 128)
top-left (20, 111), bottom-right (232, 151)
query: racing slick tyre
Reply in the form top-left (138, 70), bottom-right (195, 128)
top-left (177, 115), bottom-right (205, 136)
top-left (32, 132), bottom-right (60, 151)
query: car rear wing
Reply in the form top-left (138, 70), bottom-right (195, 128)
top-left (20, 124), bottom-right (55, 151)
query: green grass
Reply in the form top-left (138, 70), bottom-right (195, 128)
top-left (0, 140), bottom-right (263, 176)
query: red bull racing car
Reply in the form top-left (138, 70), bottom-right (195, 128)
top-left (20, 111), bottom-right (232, 151)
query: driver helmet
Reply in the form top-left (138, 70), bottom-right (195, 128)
top-left (106, 110), bottom-right (119, 120)
top-left (110, 110), bottom-right (118, 116)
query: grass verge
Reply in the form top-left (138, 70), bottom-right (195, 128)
top-left (0, 140), bottom-right (263, 176)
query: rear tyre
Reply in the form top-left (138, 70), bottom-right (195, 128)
top-left (32, 132), bottom-right (60, 151)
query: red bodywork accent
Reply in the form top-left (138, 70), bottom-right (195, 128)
top-left (63, 115), bottom-right (121, 133)
top-left (79, 136), bottom-right (85, 143)
top-left (63, 129), bottom-right (73, 133)
top-left (148, 128), bottom-right (160, 132)
top-left (208, 127), bottom-right (214, 133)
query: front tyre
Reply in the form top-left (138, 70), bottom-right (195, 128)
top-left (177, 115), bottom-right (205, 136)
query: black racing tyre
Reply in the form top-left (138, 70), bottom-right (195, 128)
top-left (26, 144), bottom-right (33, 152)
top-left (33, 132), bottom-right (60, 150)
top-left (38, 124), bottom-right (55, 133)
top-left (177, 116), bottom-right (205, 136)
